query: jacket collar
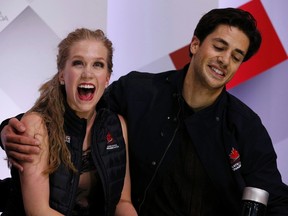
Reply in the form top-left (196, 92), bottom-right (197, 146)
top-left (165, 64), bottom-right (189, 96)
top-left (166, 63), bottom-right (228, 118)
top-left (64, 100), bottom-right (87, 137)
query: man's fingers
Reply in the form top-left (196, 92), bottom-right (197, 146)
top-left (6, 134), bottom-right (40, 147)
top-left (8, 158), bottom-right (24, 172)
top-left (7, 151), bottom-right (34, 163)
top-left (5, 142), bottom-right (40, 154)
top-left (9, 118), bottom-right (26, 133)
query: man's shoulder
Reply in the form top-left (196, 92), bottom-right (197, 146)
top-left (223, 92), bottom-right (267, 136)
top-left (123, 68), bottom-right (177, 80)
top-left (225, 92), bottom-right (260, 122)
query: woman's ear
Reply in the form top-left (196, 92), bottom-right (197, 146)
top-left (58, 71), bottom-right (65, 85)
top-left (105, 74), bottom-right (111, 88)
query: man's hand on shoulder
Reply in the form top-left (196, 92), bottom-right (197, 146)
top-left (1, 117), bottom-right (40, 172)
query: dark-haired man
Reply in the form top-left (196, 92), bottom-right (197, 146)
top-left (2, 7), bottom-right (288, 215)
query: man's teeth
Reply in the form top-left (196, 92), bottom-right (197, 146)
top-left (212, 67), bottom-right (223, 75)
top-left (78, 84), bottom-right (94, 89)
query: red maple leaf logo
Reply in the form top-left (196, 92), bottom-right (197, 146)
top-left (229, 148), bottom-right (240, 160)
top-left (106, 132), bottom-right (113, 143)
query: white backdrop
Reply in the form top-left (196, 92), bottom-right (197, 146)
top-left (0, 0), bottom-right (287, 185)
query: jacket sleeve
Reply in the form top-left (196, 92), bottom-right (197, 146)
top-left (0, 118), bottom-right (10, 150)
top-left (106, 73), bottom-right (132, 117)
top-left (237, 115), bottom-right (288, 215)
top-left (0, 178), bottom-right (12, 212)
top-left (0, 113), bottom-right (24, 150)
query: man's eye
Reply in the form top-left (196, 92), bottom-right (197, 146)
top-left (233, 56), bottom-right (240, 62)
top-left (214, 45), bottom-right (224, 51)
top-left (232, 55), bottom-right (242, 62)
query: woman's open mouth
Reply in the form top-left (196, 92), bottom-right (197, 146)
top-left (78, 84), bottom-right (95, 101)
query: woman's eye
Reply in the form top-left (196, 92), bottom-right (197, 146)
top-left (94, 62), bottom-right (104, 68)
top-left (72, 60), bottom-right (83, 66)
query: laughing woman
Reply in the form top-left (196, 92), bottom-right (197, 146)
top-left (2, 28), bottom-right (137, 216)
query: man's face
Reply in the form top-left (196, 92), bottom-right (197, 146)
top-left (189, 24), bottom-right (250, 91)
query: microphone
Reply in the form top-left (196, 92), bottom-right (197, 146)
top-left (241, 187), bottom-right (269, 216)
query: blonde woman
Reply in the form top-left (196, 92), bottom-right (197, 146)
top-left (2, 28), bottom-right (137, 216)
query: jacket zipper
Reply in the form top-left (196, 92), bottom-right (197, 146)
top-left (138, 108), bottom-right (181, 213)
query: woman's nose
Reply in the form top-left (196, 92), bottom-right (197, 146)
top-left (81, 66), bottom-right (93, 78)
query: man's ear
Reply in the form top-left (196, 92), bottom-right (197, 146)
top-left (190, 36), bottom-right (200, 55)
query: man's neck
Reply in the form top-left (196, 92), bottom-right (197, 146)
top-left (182, 66), bottom-right (223, 112)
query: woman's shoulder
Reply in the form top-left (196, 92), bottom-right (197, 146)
top-left (21, 111), bottom-right (43, 126)
top-left (21, 112), bottom-right (47, 137)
